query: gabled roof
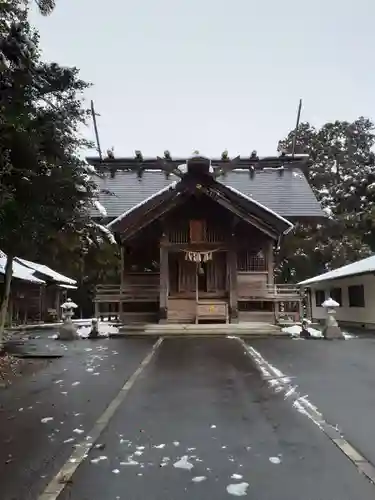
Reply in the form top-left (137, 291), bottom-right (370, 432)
top-left (0, 253), bottom-right (45, 284)
top-left (15, 258), bottom-right (77, 285)
top-left (108, 176), bottom-right (294, 240)
top-left (299, 255), bottom-right (375, 286)
top-left (90, 168), bottom-right (322, 220)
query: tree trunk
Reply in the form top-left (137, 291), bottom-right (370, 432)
top-left (0, 255), bottom-right (13, 349)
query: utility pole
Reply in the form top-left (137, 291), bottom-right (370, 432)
top-left (291, 99), bottom-right (303, 157)
top-left (91, 100), bottom-right (103, 160)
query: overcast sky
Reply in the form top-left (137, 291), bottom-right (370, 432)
top-left (30, 0), bottom-right (374, 158)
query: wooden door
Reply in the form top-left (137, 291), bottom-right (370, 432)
top-left (206, 252), bottom-right (227, 293)
top-left (178, 256), bottom-right (196, 292)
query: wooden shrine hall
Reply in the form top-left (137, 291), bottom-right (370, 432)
top-left (89, 152), bottom-right (323, 325)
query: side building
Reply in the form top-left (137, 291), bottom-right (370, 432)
top-left (299, 254), bottom-right (375, 329)
top-left (0, 252), bottom-right (77, 324)
top-left (88, 152), bottom-right (323, 325)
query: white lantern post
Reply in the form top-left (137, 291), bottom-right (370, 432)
top-left (58, 298), bottom-right (78, 340)
top-left (322, 297), bottom-right (344, 340)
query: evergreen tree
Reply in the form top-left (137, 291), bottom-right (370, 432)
top-left (277, 118), bottom-right (375, 283)
top-left (0, 4), bottom-right (113, 345)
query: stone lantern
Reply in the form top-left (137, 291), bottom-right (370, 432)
top-left (58, 298), bottom-right (78, 340)
top-left (322, 297), bottom-right (344, 340)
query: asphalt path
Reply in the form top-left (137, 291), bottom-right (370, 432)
top-left (248, 336), bottom-right (375, 469)
top-left (0, 335), bottom-right (155, 500)
top-left (51, 337), bottom-right (375, 500)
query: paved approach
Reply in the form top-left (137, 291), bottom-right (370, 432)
top-left (1, 336), bottom-right (375, 499)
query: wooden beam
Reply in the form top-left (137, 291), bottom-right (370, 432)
top-left (119, 194), bottom-right (186, 242)
top-left (163, 242), bottom-right (228, 250)
top-left (213, 155), bottom-right (241, 178)
top-left (202, 187), bottom-right (278, 240)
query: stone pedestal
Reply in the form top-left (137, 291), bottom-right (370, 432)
top-left (323, 324), bottom-right (344, 340)
top-left (58, 319), bottom-right (78, 340)
top-left (322, 298), bottom-right (344, 340)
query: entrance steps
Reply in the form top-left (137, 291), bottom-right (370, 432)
top-left (115, 322), bottom-right (285, 337)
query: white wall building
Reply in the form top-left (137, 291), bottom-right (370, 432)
top-left (299, 255), bottom-right (375, 329)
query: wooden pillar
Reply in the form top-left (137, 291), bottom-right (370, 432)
top-left (120, 246), bottom-right (125, 319)
top-left (39, 285), bottom-right (45, 323)
top-left (55, 289), bottom-right (60, 320)
top-left (274, 301), bottom-right (280, 324)
top-left (267, 240), bottom-right (275, 286)
top-left (159, 234), bottom-right (169, 323)
top-left (228, 233), bottom-right (238, 323)
top-left (267, 241), bottom-right (277, 324)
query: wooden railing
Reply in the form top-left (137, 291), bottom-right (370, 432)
top-left (238, 284), bottom-right (301, 300)
top-left (95, 283), bottom-right (300, 303)
top-left (95, 284), bottom-right (159, 302)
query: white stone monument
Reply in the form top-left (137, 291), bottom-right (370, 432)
top-left (58, 298), bottom-right (78, 340)
top-left (322, 297), bottom-right (344, 340)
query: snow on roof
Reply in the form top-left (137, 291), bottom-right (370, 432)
top-left (58, 284), bottom-right (78, 290)
top-left (107, 181), bottom-right (178, 229)
top-left (93, 199), bottom-right (107, 217)
top-left (224, 184), bottom-right (294, 234)
top-left (95, 223), bottom-right (117, 244)
top-left (299, 255), bottom-right (375, 286)
top-left (15, 258), bottom-right (77, 285)
top-left (0, 255), bottom-right (45, 284)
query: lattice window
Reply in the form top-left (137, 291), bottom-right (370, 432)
top-left (237, 250), bottom-right (266, 272)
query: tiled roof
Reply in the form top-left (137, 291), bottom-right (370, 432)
top-left (91, 169), bottom-right (323, 219)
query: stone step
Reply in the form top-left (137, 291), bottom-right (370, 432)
top-left (114, 322), bottom-right (284, 337)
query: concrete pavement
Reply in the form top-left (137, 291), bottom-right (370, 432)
top-left (1, 335), bottom-right (375, 499)
top-left (56, 338), bottom-right (374, 499)
top-left (0, 335), bottom-right (155, 500)
top-left (247, 336), bottom-right (375, 469)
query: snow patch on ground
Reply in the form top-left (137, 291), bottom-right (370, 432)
top-left (231, 473), bottom-right (243, 479)
top-left (77, 322), bottom-right (119, 338)
top-left (282, 324), bottom-right (356, 339)
top-left (91, 456), bottom-right (107, 464)
top-left (192, 476), bottom-right (207, 483)
top-left (226, 482), bottom-right (249, 496)
top-left (173, 455), bottom-right (194, 470)
top-left (120, 458), bottom-right (139, 466)
top-left (269, 456), bottom-right (281, 464)
top-left (41, 417), bottom-right (53, 423)
top-left (282, 325), bottom-right (323, 338)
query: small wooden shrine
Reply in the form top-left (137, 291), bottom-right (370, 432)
top-left (90, 152), bottom-right (322, 324)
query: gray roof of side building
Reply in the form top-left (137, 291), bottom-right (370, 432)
top-left (299, 255), bottom-right (375, 286)
top-left (91, 168), bottom-right (323, 219)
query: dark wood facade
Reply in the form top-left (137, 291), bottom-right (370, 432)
top-left (1, 280), bottom-right (67, 326)
top-left (94, 156), bottom-right (301, 324)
